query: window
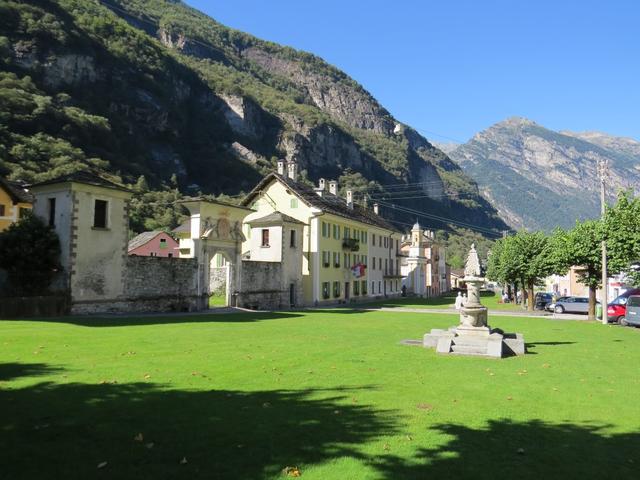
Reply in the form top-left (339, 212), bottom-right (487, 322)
top-left (372, 234), bottom-right (376, 246)
top-left (385, 259), bottom-right (388, 274)
top-left (372, 281), bottom-right (375, 294)
top-left (354, 281), bottom-right (360, 296)
top-left (159, 238), bottom-right (167, 249)
top-left (362, 280), bottom-right (368, 295)
top-left (334, 252), bottom-right (340, 268)
top-left (48, 198), bottom-right (56, 227)
top-left (322, 222), bottom-right (328, 237)
top-left (0, 204), bottom-right (5, 216)
top-left (290, 198), bottom-right (299, 208)
top-left (290, 229), bottom-right (296, 247)
top-left (19, 207), bottom-right (29, 218)
top-left (384, 237), bottom-right (388, 248)
top-left (261, 229), bottom-right (270, 247)
top-left (168, 253), bottom-right (173, 258)
top-left (333, 281), bottom-right (341, 298)
top-left (322, 282), bottom-right (330, 299)
top-left (362, 231), bottom-right (367, 244)
top-left (150, 252), bottom-right (157, 257)
top-left (355, 230), bottom-right (360, 241)
top-left (333, 224), bottom-right (338, 239)
top-left (343, 253), bottom-right (348, 268)
top-left (344, 227), bottom-right (351, 239)
top-left (322, 251), bottom-right (330, 268)
top-left (93, 199), bottom-right (108, 228)
top-left (379, 281), bottom-right (382, 293)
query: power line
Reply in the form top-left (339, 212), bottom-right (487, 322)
top-left (375, 200), bottom-right (503, 237)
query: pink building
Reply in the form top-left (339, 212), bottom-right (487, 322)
top-left (128, 231), bottom-right (179, 257)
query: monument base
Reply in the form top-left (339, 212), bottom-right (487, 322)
top-left (423, 325), bottom-right (525, 358)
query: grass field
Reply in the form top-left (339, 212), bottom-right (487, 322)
top-left (370, 291), bottom-right (530, 312)
top-left (209, 293), bottom-right (227, 308)
top-left (1, 309), bottom-right (639, 479)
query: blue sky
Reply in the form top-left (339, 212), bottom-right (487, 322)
top-left (186, 0), bottom-right (639, 143)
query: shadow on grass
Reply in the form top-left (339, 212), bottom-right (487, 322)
top-left (0, 362), bottom-right (61, 381)
top-left (526, 341), bottom-right (577, 349)
top-left (0, 362), bottom-right (399, 479)
top-left (12, 311), bottom-right (304, 327)
top-left (376, 420), bottom-right (639, 479)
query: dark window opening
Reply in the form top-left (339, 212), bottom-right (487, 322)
top-left (48, 198), bottom-right (56, 227)
top-left (261, 229), bottom-right (270, 247)
top-left (290, 229), bottom-right (296, 247)
top-left (93, 200), bottom-right (108, 228)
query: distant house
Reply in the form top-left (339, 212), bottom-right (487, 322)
top-left (0, 177), bottom-right (33, 232)
top-left (128, 231), bottom-right (179, 257)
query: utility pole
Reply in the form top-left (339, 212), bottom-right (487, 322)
top-left (598, 159), bottom-right (609, 324)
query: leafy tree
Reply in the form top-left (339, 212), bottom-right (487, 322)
top-left (604, 191), bottom-right (640, 286)
top-left (551, 220), bottom-right (603, 319)
top-left (0, 212), bottom-right (61, 295)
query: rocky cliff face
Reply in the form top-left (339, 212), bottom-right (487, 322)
top-left (0, 0), bottom-right (508, 234)
top-left (449, 117), bottom-right (640, 230)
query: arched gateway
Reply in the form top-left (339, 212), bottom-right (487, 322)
top-left (177, 198), bottom-right (254, 307)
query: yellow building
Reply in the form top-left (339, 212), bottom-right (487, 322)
top-left (0, 177), bottom-right (33, 231)
top-left (242, 161), bottom-right (402, 305)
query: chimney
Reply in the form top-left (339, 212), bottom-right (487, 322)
top-left (329, 180), bottom-right (338, 195)
top-left (277, 159), bottom-right (285, 175)
top-left (346, 190), bottom-right (353, 209)
top-left (314, 178), bottom-right (326, 197)
top-left (373, 203), bottom-right (379, 215)
top-left (287, 160), bottom-right (298, 181)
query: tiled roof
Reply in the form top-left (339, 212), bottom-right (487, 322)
top-left (0, 177), bottom-right (33, 204)
top-left (128, 231), bottom-right (163, 252)
top-left (29, 170), bottom-right (132, 193)
top-left (247, 211), bottom-right (306, 226)
top-left (243, 173), bottom-right (401, 233)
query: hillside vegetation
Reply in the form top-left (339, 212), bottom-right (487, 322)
top-left (0, 0), bottom-right (508, 239)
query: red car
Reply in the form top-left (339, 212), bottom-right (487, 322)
top-left (607, 288), bottom-right (640, 323)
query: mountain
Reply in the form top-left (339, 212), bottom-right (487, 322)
top-left (0, 0), bottom-right (508, 237)
top-left (448, 117), bottom-right (640, 231)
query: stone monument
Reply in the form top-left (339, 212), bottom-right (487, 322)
top-left (422, 244), bottom-right (525, 358)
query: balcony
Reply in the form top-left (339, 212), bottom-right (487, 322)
top-left (342, 238), bottom-right (360, 252)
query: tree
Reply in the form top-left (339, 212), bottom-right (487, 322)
top-left (552, 220), bottom-right (603, 320)
top-left (512, 231), bottom-right (554, 311)
top-left (486, 231), bottom-right (553, 310)
top-left (604, 191), bottom-right (640, 286)
top-left (0, 212), bottom-right (61, 295)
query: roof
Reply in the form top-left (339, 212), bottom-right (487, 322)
top-left (128, 231), bottom-right (172, 252)
top-left (243, 173), bottom-right (401, 233)
top-left (178, 197), bottom-right (254, 211)
top-left (172, 221), bottom-right (191, 233)
top-left (0, 177), bottom-right (33, 204)
top-left (247, 211), bottom-right (306, 226)
top-left (29, 170), bottom-right (132, 193)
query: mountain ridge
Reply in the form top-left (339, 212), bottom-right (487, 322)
top-left (448, 117), bottom-right (640, 231)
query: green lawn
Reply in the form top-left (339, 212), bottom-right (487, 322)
top-left (209, 293), bottom-right (227, 308)
top-left (370, 291), bottom-right (529, 312)
top-left (1, 310), bottom-right (639, 479)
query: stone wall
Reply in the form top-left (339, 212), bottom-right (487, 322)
top-left (237, 260), bottom-right (302, 310)
top-left (71, 256), bottom-right (205, 314)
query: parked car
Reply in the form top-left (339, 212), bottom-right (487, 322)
top-left (551, 296), bottom-right (598, 314)
top-left (622, 295), bottom-right (640, 326)
top-left (546, 296), bottom-right (568, 312)
top-left (607, 288), bottom-right (640, 323)
top-left (534, 292), bottom-right (553, 310)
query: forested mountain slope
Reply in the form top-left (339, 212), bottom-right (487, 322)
top-left (0, 0), bottom-right (508, 238)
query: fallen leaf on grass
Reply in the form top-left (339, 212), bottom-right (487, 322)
top-left (416, 403), bottom-right (433, 411)
top-left (262, 402), bottom-right (272, 408)
top-left (143, 374), bottom-right (151, 380)
top-left (517, 448), bottom-right (525, 455)
top-left (542, 363), bottom-right (550, 368)
top-left (145, 442), bottom-right (154, 449)
top-left (180, 457), bottom-right (188, 465)
top-left (507, 396), bottom-right (513, 401)
top-left (383, 443), bottom-right (390, 451)
top-left (97, 461), bottom-right (107, 469)
top-left (133, 433), bottom-right (143, 442)
top-left (282, 466), bottom-right (301, 477)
